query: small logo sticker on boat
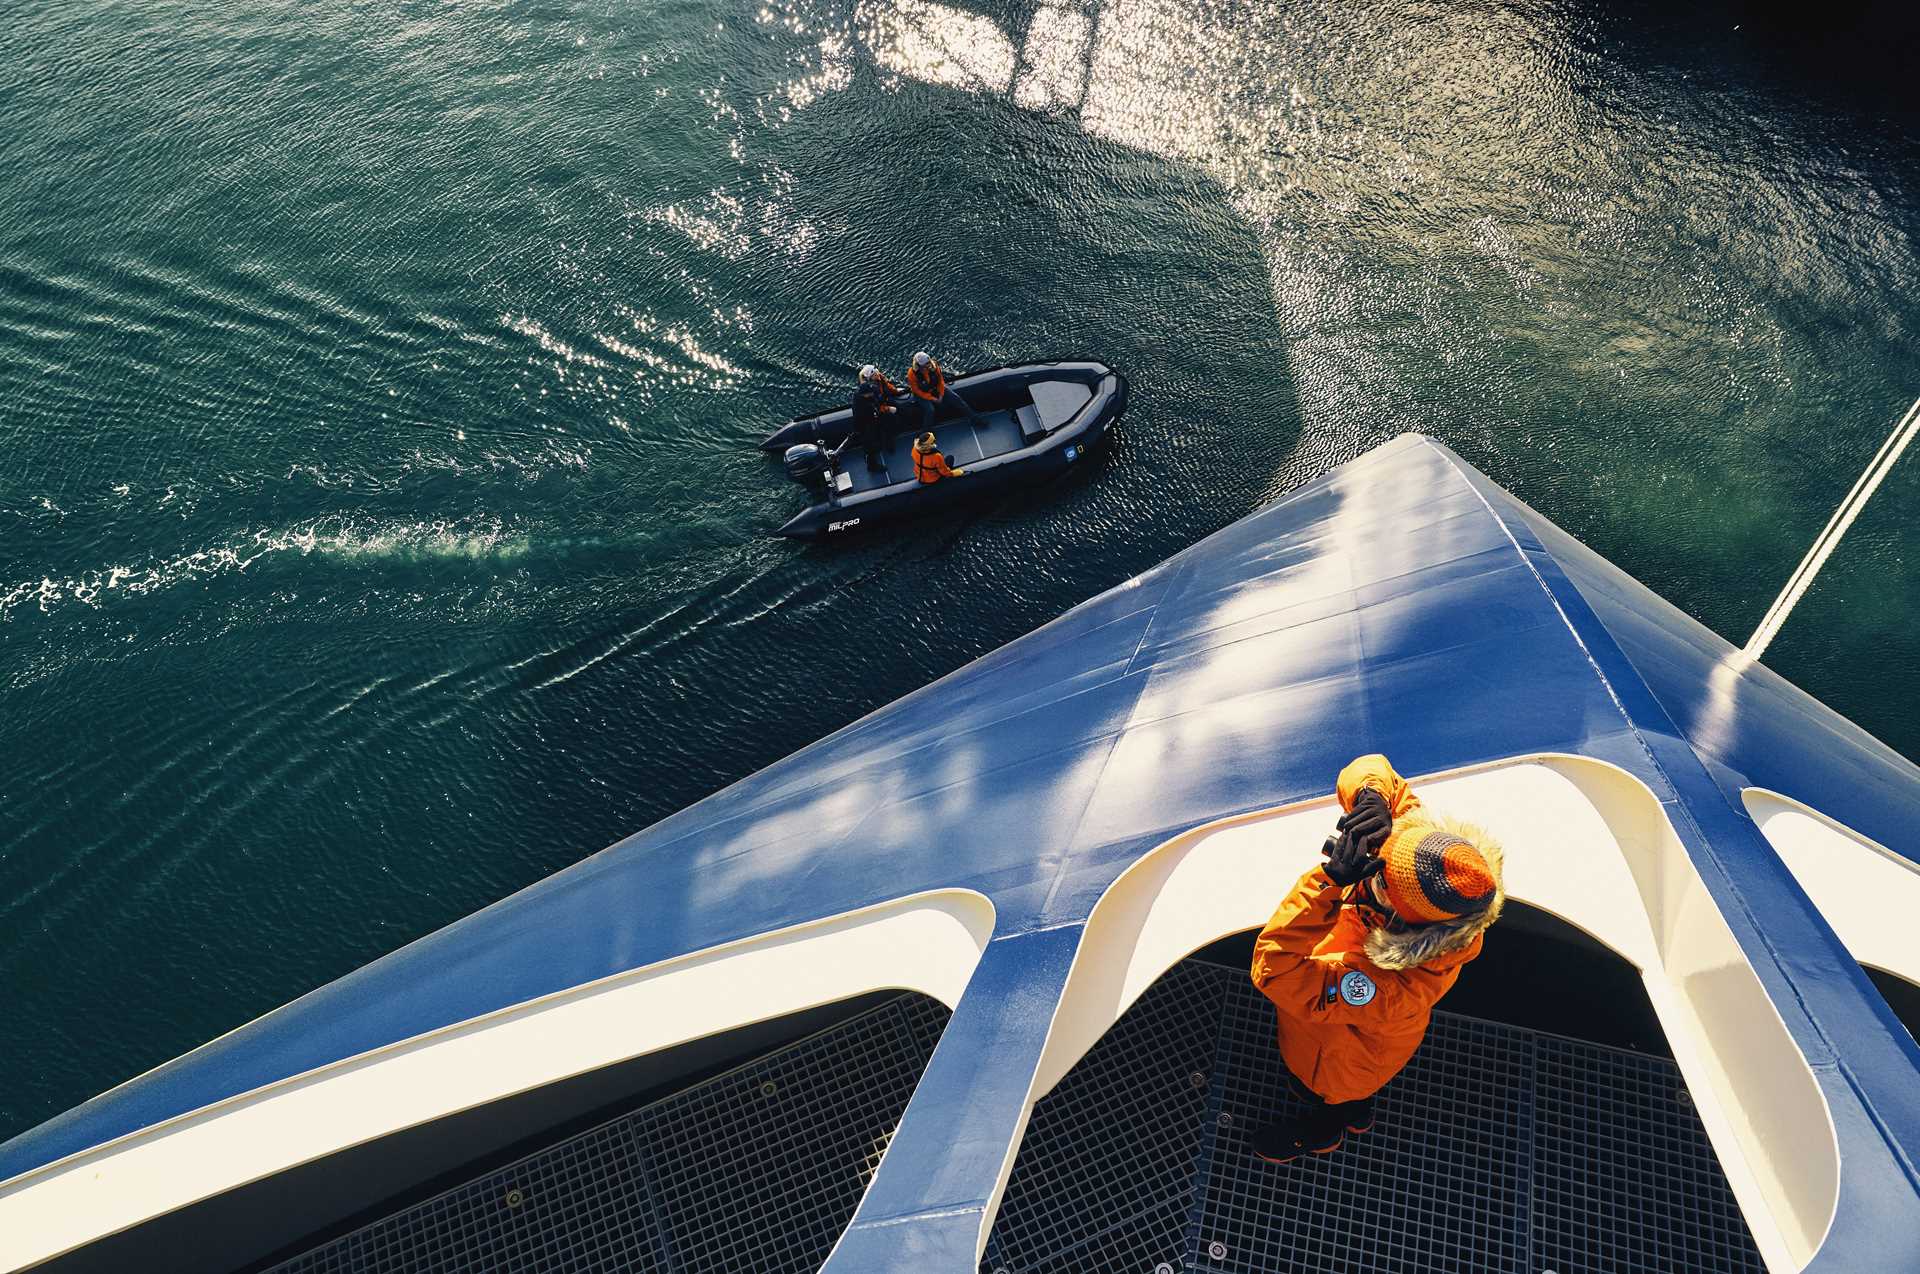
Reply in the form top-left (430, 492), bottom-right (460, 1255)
top-left (1339, 971), bottom-right (1376, 1007)
top-left (827, 518), bottom-right (861, 533)
top-left (1066, 446), bottom-right (1078, 460)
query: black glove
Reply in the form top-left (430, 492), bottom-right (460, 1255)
top-left (1336, 787), bottom-right (1392, 854)
top-left (1322, 830), bottom-right (1386, 887)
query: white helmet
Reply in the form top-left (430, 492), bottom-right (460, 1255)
top-left (859, 363), bottom-right (878, 381)
top-left (912, 351), bottom-right (932, 367)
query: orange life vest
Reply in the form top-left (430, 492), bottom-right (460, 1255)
top-left (908, 360), bottom-right (946, 401)
top-left (913, 444), bottom-right (953, 484)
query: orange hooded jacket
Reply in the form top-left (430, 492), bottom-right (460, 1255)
top-left (1249, 755), bottom-right (1501, 1103)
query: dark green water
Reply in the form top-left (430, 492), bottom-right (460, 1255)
top-left (2, 0), bottom-right (1916, 1143)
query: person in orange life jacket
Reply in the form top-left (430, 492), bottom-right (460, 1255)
top-left (911, 432), bottom-right (966, 483)
top-left (906, 351), bottom-right (987, 435)
top-left (848, 363), bottom-right (908, 470)
top-left (1247, 754), bottom-right (1505, 1164)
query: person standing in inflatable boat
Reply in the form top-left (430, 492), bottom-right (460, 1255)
top-left (1248, 753), bottom-right (1504, 1163)
top-left (848, 364), bottom-right (906, 470)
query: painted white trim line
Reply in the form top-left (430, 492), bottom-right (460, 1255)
top-left (975, 756), bottom-right (1834, 1274)
top-left (0, 889), bottom-right (995, 1273)
top-left (1743, 788), bottom-right (1920, 991)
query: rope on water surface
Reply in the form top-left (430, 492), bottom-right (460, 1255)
top-left (1745, 393), bottom-right (1920, 661)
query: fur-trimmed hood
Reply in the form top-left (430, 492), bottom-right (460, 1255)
top-left (1364, 815), bottom-right (1505, 971)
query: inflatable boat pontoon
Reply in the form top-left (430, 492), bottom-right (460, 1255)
top-left (762, 360), bottom-right (1127, 539)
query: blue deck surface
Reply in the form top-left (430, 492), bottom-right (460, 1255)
top-left (5, 435), bottom-right (1918, 1268)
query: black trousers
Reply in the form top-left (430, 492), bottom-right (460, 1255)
top-left (852, 418), bottom-right (889, 466)
top-left (1284, 1067), bottom-right (1376, 1126)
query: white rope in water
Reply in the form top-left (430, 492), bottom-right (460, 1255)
top-left (1745, 394), bottom-right (1920, 661)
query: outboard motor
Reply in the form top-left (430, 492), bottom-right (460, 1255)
top-left (783, 442), bottom-right (830, 487)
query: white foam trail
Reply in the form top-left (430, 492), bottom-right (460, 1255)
top-left (0, 516), bottom-right (531, 620)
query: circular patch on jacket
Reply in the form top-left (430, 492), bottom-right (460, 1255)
top-left (1339, 970), bottom-right (1377, 1007)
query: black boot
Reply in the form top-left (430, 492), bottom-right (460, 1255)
top-left (1250, 1093), bottom-right (1375, 1164)
top-left (1249, 1105), bottom-right (1348, 1163)
top-left (1333, 1094), bottom-right (1375, 1135)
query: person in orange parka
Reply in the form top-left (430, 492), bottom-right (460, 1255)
top-left (1247, 754), bottom-right (1505, 1163)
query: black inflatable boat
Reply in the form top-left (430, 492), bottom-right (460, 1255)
top-left (762, 360), bottom-right (1127, 539)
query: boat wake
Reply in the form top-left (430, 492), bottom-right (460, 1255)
top-left (0, 516), bottom-right (533, 620)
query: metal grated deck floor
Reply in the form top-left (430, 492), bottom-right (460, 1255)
top-left (266, 993), bottom-right (949, 1274)
top-left (260, 960), bottom-right (1765, 1274)
top-left (984, 959), bottom-right (1766, 1274)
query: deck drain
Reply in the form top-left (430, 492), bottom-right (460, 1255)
top-left (1190, 1071), bottom-right (1207, 1089)
top-left (1209, 1239), bottom-right (1228, 1259)
top-left (502, 1188), bottom-right (523, 1209)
